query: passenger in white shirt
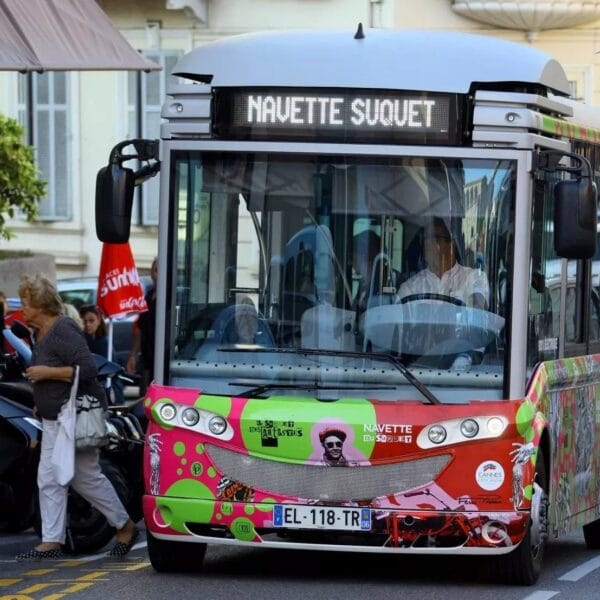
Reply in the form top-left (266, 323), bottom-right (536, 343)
top-left (398, 218), bottom-right (489, 309)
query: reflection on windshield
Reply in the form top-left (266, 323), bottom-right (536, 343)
top-left (171, 153), bottom-right (514, 402)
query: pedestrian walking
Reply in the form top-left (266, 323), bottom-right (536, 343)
top-left (15, 274), bottom-right (138, 561)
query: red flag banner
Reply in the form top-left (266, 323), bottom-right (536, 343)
top-left (97, 243), bottom-right (148, 318)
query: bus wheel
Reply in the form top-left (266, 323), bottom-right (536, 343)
top-left (147, 530), bottom-right (207, 573)
top-left (494, 451), bottom-right (548, 585)
top-left (583, 518), bottom-right (600, 549)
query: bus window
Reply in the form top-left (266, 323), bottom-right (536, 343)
top-left (170, 152), bottom-right (511, 396)
top-left (564, 258), bottom-right (584, 349)
top-left (588, 222), bottom-right (600, 349)
top-left (528, 176), bottom-right (560, 369)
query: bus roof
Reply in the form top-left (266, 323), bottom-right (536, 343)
top-left (173, 29), bottom-right (570, 96)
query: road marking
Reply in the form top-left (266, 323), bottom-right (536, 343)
top-left (16, 583), bottom-right (55, 593)
top-left (42, 573), bottom-right (109, 584)
top-left (559, 555), bottom-right (600, 581)
top-left (51, 582), bottom-right (95, 594)
top-left (0, 542), bottom-right (149, 600)
top-left (521, 592), bottom-right (559, 600)
top-left (100, 561), bottom-right (150, 571)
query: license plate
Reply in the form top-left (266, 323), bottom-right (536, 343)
top-left (273, 504), bottom-right (371, 531)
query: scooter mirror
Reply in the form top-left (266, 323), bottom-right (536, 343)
top-left (10, 320), bottom-right (34, 346)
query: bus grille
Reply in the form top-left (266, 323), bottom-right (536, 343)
top-left (205, 444), bottom-right (451, 501)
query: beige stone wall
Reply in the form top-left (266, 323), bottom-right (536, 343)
top-left (0, 254), bottom-right (56, 297)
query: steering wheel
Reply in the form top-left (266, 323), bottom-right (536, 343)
top-left (399, 293), bottom-right (465, 307)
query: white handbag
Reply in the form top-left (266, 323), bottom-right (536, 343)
top-left (51, 366), bottom-right (77, 485)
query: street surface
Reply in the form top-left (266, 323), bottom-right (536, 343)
top-left (2, 526), bottom-right (600, 599)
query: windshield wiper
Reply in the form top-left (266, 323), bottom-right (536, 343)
top-left (229, 380), bottom-right (395, 399)
top-left (219, 346), bottom-right (441, 404)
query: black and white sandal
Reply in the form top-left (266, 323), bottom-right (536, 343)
top-left (107, 527), bottom-right (140, 558)
top-left (15, 548), bottom-right (64, 562)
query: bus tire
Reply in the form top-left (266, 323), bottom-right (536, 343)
top-left (493, 450), bottom-right (548, 585)
top-left (147, 530), bottom-right (207, 573)
top-left (583, 518), bottom-right (600, 549)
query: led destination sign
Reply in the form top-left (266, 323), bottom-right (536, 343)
top-left (213, 89), bottom-right (460, 144)
top-left (245, 95), bottom-right (438, 129)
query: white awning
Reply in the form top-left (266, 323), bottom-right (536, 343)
top-left (0, 0), bottom-right (160, 72)
top-left (452, 1), bottom-right (600, 33)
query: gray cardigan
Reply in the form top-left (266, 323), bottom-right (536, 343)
top-left (31, 316), bottom-right (106, 420)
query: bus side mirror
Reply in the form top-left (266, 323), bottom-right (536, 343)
top-left (554, 178), bottom-right (597, 259)
top-left (95, 164), bottom-right (135, 243)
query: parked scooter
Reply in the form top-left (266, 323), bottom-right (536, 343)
top-left (0, 321), bottom-right (145, 554)
top-left (0, 389), bottom-right (40, 532)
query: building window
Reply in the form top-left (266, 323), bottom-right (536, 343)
top-left (128, 50), bottom-right (183, 225)
top-left (568, 80), bottom-right (580, 101)
top-left (17, 72), bottom-right (72, 220)
top-left (565, 65), bottom-right (591, 104)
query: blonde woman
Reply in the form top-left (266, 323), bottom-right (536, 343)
top-left (63, 302), bottom-right (84, 329)
top-left (15, 274), bottom-right (138, 561)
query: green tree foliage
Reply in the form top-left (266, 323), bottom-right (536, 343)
top-left (0, 113), bottom-right (46, 239)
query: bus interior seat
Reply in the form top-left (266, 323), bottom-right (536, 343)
top-left (301, 304), bottom-right (355, 351)
top-left (404, 229), bottom-right (426, 280)
top-left (365, 253), bottom-right (402, 308)
top-left (266, 255), bottom-right (284, 320)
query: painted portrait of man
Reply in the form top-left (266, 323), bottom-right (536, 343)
top-left (319, 428), bottom-right (349, 466)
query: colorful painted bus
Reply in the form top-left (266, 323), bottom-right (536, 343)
top-left (96, 29), bottom-right (600, 584)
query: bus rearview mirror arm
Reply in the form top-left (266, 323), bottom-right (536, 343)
top-left (535, 149), bottom-right (592, 178)
top-left (108, 138), bottom-right (161, 184)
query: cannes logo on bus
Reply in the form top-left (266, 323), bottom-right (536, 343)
top-left (475, 460), bottom-right (505, 491)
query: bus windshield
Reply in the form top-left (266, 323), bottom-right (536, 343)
top-left (171, 152), bottom-right (514, 403)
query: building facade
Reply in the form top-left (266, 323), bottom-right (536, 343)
top-left (0, 0), bottom-right (599, 277)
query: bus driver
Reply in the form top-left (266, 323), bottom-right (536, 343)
top-left (398, 218), bottom-right (489, 309)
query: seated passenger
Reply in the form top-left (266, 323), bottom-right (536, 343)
top-left (218, 297), bottom-right (274, 346)
top-left (398, 218), bottom-right (489, 309)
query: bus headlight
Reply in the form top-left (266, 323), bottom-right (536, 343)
top-left (487, 417), bottom-right (505, 436)
top-left (181, 407), bottom-right (200, 427)
top-left (159, 403), bottom-right (177, 421)
top-left (460, 418), bottom-right (479, 438)
top-left (208, 415), bottom-right (228, 435)
top-left (428, 424), bottom-right (447, 444)
top-left (417, 415), bottom-right (508, 449)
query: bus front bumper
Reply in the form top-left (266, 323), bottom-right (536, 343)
top-left (143, 495), bottom-right (529, 555)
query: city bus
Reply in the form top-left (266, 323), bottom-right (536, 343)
top-left (96, 29), bottom-right (600, 584)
